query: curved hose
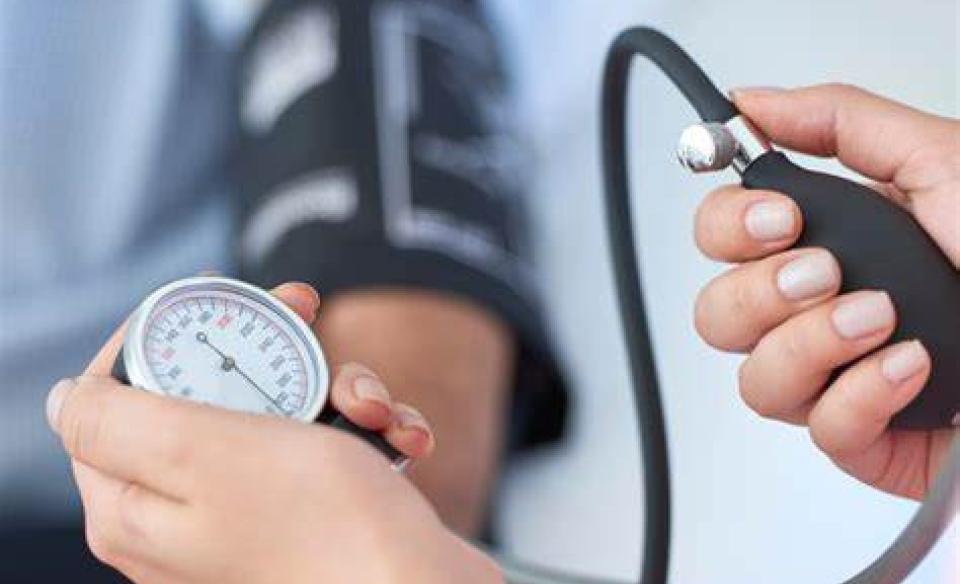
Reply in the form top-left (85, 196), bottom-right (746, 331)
top-left (842, 435), bottom-right (960, 584)
top-left (600, 27), bottom-right (682, 584)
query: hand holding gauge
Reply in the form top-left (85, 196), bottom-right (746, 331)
top-left (44, 281), bottom-right (459, 584)
top-left (112, 276), bottom-right (407, 467)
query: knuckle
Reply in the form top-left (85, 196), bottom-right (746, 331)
top-left (695, 269), bottom-right (766, 352)
top-left (730, 273), bottom-right (770, 342)
top-left (85, 523), bottom-right (120, 566)
top-left (729, 273), bottom-right (758, 318)
top-left (807, 387), bottom-right (875, 460)
top-left (694, 286), bottom-right (735, 349)
top-left (115, 483), bottom-right (150, 540)
top-left (821, 82), bottom-right (862, 99)
top-left (737, 358), bottom-right (776, 419)
top-left (807, 415), bottom-right (850, 459)
top-left (913, 142), bottom-right (960, 181)
top-left (807, 418), bottom-right (837, 457)
top-left (695, 186), bottom-right (744, 260)
top-left (773, 321), bottom-right (808, 366)
top-left (693, 197), bottom-right (720, 256)
top-left (155, 423), bottom-right (194, 469)
top-left (692, 288), bottom-right (715, 343)
top-left (62, 391), bottom-right (106, 462)
top-left (692, 219), bottom-right (712, 258)
top-left (840, 372), bottom-right (891, 427)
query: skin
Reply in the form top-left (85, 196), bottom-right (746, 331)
top-left (47, 283), bottom-right (503, 584)
top-left (693, 84), bottom-right (959, 500)
top-left (318, 291), bottom-right (514, 536)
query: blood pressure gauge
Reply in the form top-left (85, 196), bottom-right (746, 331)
top-left (113, 276), bottom-right (404, 466)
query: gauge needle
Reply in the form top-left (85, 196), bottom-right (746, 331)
top-left (233, 366), bottom-right (290, 416)
top-left (195, 332), bottom-right (288, 414)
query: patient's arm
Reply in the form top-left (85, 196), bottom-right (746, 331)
top-left (319, 290), bottom-right (515, 536)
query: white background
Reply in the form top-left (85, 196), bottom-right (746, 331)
top-left (489, 1), bottom-right (959, 582)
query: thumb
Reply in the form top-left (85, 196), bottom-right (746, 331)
top-left (85, 322), bottom-right (127, 377)
top-left (730, 84), bottom-right (956, 184)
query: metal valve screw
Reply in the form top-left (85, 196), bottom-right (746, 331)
top-left (676, 122), bottom-right (739, 173)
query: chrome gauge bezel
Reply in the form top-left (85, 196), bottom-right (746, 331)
top-left (121, 276), bottom-right (329, 423)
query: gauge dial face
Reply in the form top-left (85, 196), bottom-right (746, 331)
top-left (125, 278), bottom-right (328, 421)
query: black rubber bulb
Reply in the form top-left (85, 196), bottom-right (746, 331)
top-left (741, 151), bottom-right (960, 429)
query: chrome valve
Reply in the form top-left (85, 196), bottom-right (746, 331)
top-left (677, 116), bottom-right (772, 175)
top-left (676, 122), bottom-right (738, 172)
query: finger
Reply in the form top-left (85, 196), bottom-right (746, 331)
top-left (85, 322), bottom-right (127, 377)
top-left (695, 248), bottom-right (841, 352)
top-left (731, 84), bottom-right (956, 184)
top-left (73, 460), bottom-right (185, 576)
top-left (695, 185), bottom-right (803, 262)
top-left (48, 376), bottom-right (235, 497)
top-left (739, 290), bottom-right (897, 421)
top-left (329, 363), bottom-right (394, 430)
top-left (384, 403), bottom-right (436, 460)
top-left (271, 282), bottom-right (321, 325)
top-left (808, 340), bottom-right (930, 462)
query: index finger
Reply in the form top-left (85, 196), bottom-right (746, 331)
top-left (732, 84), bottom-right (956, 185)
top-left (85, 323), bottom-right (127, 377)
top-left (48, 376), bottom-right (239, 498)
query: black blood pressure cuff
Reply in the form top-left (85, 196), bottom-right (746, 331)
top-left (234, 0), bottom-right (566, 449)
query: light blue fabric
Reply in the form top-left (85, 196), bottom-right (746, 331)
top-left (0, 1), bottom-right (254, 524)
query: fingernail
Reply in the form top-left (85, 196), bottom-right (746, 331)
top-left (776, 251), bottom-right (840, 301)
top-left (745, 200), bottom-right (797, 242)
top-left (353, 375), bottom-right (390, 407)
top-left (277, 282), bottom-right (320, 311)
top-left (832, 291), bottom-right (896, 339)
top-left (46, 378), bottom-right (76, 432)
top-left (395, 404), bottom-right (430, 434)
top-left (881, 341), bottom-right (929, 384)
top-left (729, 86), bottom-right (785, 100)
top-left (291, 282), bottom-right (321, 306)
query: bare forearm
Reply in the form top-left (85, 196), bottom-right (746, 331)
top-left (317, 290), bottom-right (515, 536)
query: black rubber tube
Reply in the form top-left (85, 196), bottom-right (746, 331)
top-left (600, 26), bottom-right (742, 584)
top-left (497, 27), bottom-right (746, 583)
top-left (605, 27), bottom-right (737, 124)
top-left (602, 27), bottom-right (685, 584)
